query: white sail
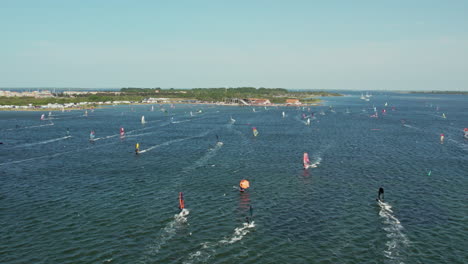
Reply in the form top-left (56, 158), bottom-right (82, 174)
top-left (141, 115), bottom-right (146, 124)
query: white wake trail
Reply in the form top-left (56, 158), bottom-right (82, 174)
top-left (12, 136), bottom-right (72, 148)
top-left (378, 200), bottom-right (409, 263)
top-left (183, 221), bottom-right (255, 264)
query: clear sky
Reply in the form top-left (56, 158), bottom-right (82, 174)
top-left (1, 0), bottom-right (467, 90)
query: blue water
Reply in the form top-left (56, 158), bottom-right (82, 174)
top-left (1, 92), bottom-right (467, 264)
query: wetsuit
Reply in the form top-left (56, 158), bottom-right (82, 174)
top-left (378, 187), bottom-right (384, 201)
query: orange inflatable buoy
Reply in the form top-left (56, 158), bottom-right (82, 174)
top-left (239, 179), bottom-right (250, 191)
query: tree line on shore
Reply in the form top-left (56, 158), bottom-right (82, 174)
top-left (0, 87), bottom-right (341, 106)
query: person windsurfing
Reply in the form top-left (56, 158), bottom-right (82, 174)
top-left (135, 142), bottom-right (140, 155)
top-left (377, 187), bottom-right (384, 201)
top-left (178, 192), bottom-right (185, 211)
top-left (89, 130), bottom-right (95, 141)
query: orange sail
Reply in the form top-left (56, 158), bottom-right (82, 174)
top-left (179, 192), bottom-right (185, 209)
top-left (240, 179), bottom-right (250, 190)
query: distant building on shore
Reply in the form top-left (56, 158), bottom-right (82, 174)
top-left (286, 99), bottom-right (301, 105)
top-left (246, 98), bottom-right (271, 105)
top-left (0, 90), bottom-right (54, 98)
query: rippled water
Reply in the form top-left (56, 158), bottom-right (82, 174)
top-left (1, 92), bottom-right (467, 264)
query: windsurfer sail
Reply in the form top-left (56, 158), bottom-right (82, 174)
top-left (40, 114), bottom-right (45, 120)
top-left (141, 115), bottom-right (146, 124)
top-left (442, 113), bottom-right (446, 119)
top-left (135, 142), bottom-right (140, 154)
top-left (440, 133), bottom-right (445, 143)
top-left (303, 152), bottom-right (317, 169)
top-left (239, 179), bottom-right (250, 192)
top-left (306, 118), bottom-right (311, 126)
top-left (89, 130), bottom-right (95, 141)
top-left (252, 127), bottom-right (259, 137)
top-left (230, 116), bottom-right (236, 123)
top-left (84, 110), bottom-right (88, 117)
top-left (282, 111), bottom-right (285, 118)
top-left (178, 192), bottom-right (185, 210)
top-left (464, 128), bottom-right (468, 139)
top-left (120, 127), bottom-right (125, 137)
top-left (151, 105), bottom-right (154, 111)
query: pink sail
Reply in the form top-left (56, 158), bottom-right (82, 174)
top-left (120, 127), bottom-right (125, 137)
top-left (303, 152), bottom-right (310, 167)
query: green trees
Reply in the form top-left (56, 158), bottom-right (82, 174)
top-left (0, 87), bottom-right (340, 106)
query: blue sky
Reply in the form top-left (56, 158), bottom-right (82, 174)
top-left (1, 0), bottom-right (467, 90)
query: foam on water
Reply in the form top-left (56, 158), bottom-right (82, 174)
top-left (183, 221), bottom-right (255, 264)
top-left (378, 200), bottom-right (409, 263)
top-left (141, 209), bottom-right (190, 262)
top-left (5, 121), bottom-right (54, 131)
top-left (11, 135), bottom-right (72, 148)
top-left (139, 130), bottom-right (211, 154)
top-left (0, 141), bottom-right (118, 166)
top-left (181, 141), bottom-right (224, 173)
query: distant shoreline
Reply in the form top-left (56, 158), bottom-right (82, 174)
top-left (0, 101), bottom-right (322, 112)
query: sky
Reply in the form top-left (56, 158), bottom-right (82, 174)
top-left (1, 0), bottom-right (467, 90)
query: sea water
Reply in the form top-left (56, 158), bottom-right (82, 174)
top-left (0, 92), bottom-right (467, 263)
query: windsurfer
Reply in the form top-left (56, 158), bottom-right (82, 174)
top-left (135, 143), bottom-right (140, 154)
top-left (377, 187), bottom-right (384, 201)
top-left (178, 192), bottom-right (185, 210)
